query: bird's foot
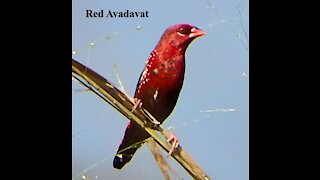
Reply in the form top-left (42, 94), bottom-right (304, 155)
top-left (164, 131), bottom-right (179, 156)
top-left (131, 98), bottom-right (143, 112)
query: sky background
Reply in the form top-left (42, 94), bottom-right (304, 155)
top-left (72, 0), bottom-right (248, 179)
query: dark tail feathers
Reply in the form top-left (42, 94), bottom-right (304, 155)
top-left (113, 148), bottom-right (138, 169)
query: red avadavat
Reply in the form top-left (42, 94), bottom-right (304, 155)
top-left (113, 24), bottom-right (205, 169)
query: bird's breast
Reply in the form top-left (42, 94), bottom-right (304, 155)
top-left (135, 54), bottom-right (185, 122)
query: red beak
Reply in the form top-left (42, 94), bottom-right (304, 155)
top-left (189, 27), bottom-right (205, 38)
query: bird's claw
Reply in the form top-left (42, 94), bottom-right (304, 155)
top-left (164, 131), bottom-right (179, 156)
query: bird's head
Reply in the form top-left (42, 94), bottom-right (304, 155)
top-left (157, 23), bottom-right (205, 50)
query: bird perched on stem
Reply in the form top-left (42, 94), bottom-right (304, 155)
top-left (113, 23), bottom-right (205, 169)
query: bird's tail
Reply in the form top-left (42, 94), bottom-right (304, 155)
top-left (113, 121), bottom-right (150, 169)
top-left (113, 142), bottom-right (142, 169)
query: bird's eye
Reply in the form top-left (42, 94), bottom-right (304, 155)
top-left (178, 28), bottom-right (187, 35)
top-left (177, 27), bottom-right (188, 37)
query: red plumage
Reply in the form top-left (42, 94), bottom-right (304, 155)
top-left (113, 24), bottom-right (205, 169)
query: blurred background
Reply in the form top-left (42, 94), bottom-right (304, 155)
top-left (72, 0), bottom-right (248, 179)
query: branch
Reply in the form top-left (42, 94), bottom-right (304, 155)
top-left (72, 59), bottom-right (211, 180)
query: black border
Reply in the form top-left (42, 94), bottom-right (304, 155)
top-left (8, 1), bottom-right (71, 178)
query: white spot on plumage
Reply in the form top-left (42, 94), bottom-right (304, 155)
top-left (153, 89), bottom-right (159, 100)
top-left (140, 68), bottom-right (148, 81)
top-left (149, 49), bottom-right (158, 61)
top-left (137, 49), bottom-right (158, 94)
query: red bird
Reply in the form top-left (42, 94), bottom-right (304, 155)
top-left (113, 23), bottom-right (205, 169)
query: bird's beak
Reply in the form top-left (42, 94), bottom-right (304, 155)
top-left (189, 27), bottom-right (205, 38)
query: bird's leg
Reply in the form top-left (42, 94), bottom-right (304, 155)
top-left (164, 131), bottom-right (179, 156)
